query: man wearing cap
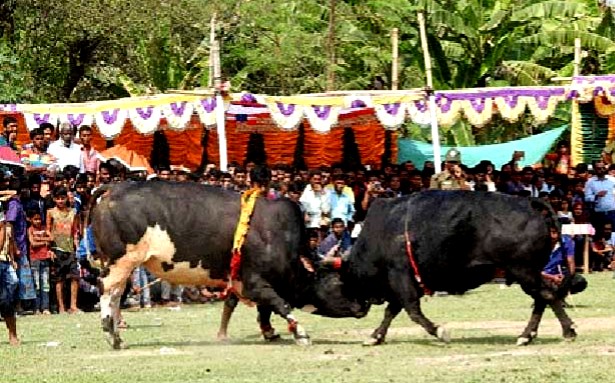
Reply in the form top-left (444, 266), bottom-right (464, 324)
top-left (430, 148), bottom-right (470, 190)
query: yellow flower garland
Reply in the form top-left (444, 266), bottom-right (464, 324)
top-left (232, 188), bottom-right (262, 258)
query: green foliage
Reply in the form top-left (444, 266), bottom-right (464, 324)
top-left (0, 39), bottom-right (33, 102)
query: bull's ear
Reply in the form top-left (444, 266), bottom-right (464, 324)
top-left (300, 257), bottom-right (315, 273)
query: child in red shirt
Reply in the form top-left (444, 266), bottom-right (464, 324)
top-left (27, 209), bottom-right (54, 314)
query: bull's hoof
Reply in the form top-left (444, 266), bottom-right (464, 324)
top-left (516, 337), bottom-right (530, 346)
top-left (436, 327), bottom-right (450, 343)
top-left (104, 331), bottom-right (126, 350)
top-left (564, 325), bottom-right (577, 341)
top-left (113, 336), bottom-right (127, 350)
top-left (294, 335), bottom-right (311, 346)
top-left (516, 330), bottom-right (537, 346)
top-left (362, 336), bottom-right (385, 347)
top-left (291, 323), bottom-right (311, 346)
top-left (101, 316), bottom-right (113, 333)
top-left (216, 333), bottom-right (230, 343)
top-left (262, 329), bottom-right (281, 342)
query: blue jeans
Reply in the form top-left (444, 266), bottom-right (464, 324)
top-left (0, 261), bottom-right (18, 317)
top-left (31, 259), bottom-right (51, 312)
top-left (131, 266), bottom-right (151, 306)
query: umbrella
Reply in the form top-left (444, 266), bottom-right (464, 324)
top-left (0, 146), bottom-right (24, 167)
top-left (98, 145), bottom-right (154, 174)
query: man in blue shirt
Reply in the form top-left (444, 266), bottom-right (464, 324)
top-left (328, 175), bottom-right (355, 226)
top-left (585, 160), bottom-right (615, 231)
top-left (542, 227), bottom-right (587, 297)
top-left (318, 218), bottom-right (352, 265)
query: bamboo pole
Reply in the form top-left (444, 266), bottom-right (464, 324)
top-left (391, 28), bottom-right (399, 91)
top-left (570, 37), bottom-right (583, 167)
top-left (417, 12), bottom-right (433, 89)
top-left (207, 13), bottom-right (217, 89)
top-left (326, 0), bottom-right (337, 91)
top-left (417, 11), bottom-right (442, 173)
top-left (573, 37), bottom-right (582, 77)
top-left (210, 28), bottom-right (228, 171)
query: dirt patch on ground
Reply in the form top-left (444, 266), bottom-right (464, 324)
top-left (336, 317), bottom-right (615, 339)
top-left (414, 344), bottom-right (615, 370)
top-left (87, 347), bottom-right (192, 359)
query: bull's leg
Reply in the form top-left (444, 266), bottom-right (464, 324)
top-left (216, 293), bottom-right (279, 342)
top-left (363, 302), bottom-right (401, 346)
top-left (217, 293), bottom-right (239, 341)
top-left (549, 299), bottom-right (577, 340)
top-left (517, 298), bottom-right (547, 346)
top-left (246, 283), bottom-right (310, 346)
top-left (257, 305), bottom-right (280, 341)
top-left (404, 300), bottom-right (449, 343)
top-left (100, 256), bottom-right (141, 350)
top-left (389, 270), bottom-right (448, 343)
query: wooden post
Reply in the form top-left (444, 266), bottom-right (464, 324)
top-left (212, 40), bottom-right (221, 89)
top-left (571, 37), bottom-right (582, 167)
top-left (573, 37), bottom-right (582, 77)
top-left (211, 38), bottom-right (228, 171)
top-left (583, 234), bottom-right (590, 274)
top-left (391, 28), bottom-right (399, 91)
top-left (417, 12), bottom-right (433, 89)
top-left (417, 11), bottom-right (442, 173)
top-left (207, 13), bottom-right (217, 89)
top-left (326, 0), bottom-right (337, 91)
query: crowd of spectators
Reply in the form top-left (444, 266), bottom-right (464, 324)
top-left (0, 115), bottom-right (613, 319)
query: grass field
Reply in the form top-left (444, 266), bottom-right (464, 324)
top-left (3, 273), bottom-right (615, 383)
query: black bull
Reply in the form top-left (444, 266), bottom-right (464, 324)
top-left (336, 190), bottom-right (576, 346)
top-left (90, 182), bottom-right (366, 349)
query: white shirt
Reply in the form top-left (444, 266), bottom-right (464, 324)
top-left (299, 185), bottom-right (331, 229)
top-left (47, 140), bottom-right (82, 170)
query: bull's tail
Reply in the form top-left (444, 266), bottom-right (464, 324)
top-left (85, 184), bottom-right (115, 228)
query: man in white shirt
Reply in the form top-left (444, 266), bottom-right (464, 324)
top-left (47, 123), bottom-right (82, 171)
top-left (299, 171), bottom-right (331, 231)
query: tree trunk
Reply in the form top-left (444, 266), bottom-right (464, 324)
top-left (61, 39), bottom-right (100, 101)
top-left (0, 0), bottom-right (16, 41)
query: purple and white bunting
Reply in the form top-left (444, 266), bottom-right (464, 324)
top-left (374, 102), bottom-right (406, 128)
top-left (193, 98), bottom-right (218, 126)
top-left (0, 104), bottom-right (17, 112)
top-left (95, 109), bottom-right (128, 138)
top-left (266, 102), bottom-right (304, 130)
top-left (24, 113), bottom-right (57, 131)
top-left (129, 106), bottom-right (162, 134)
top-left (58, 113), bottom-right (94, 128)
top-left (407, 100), bottom-right (431, 125)
top-left (162, 101), bottom-right (195, 130)
top-left (343, 95), bottom-right (373, 109)
top-left (304, 105), bottom-right (341, 133)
